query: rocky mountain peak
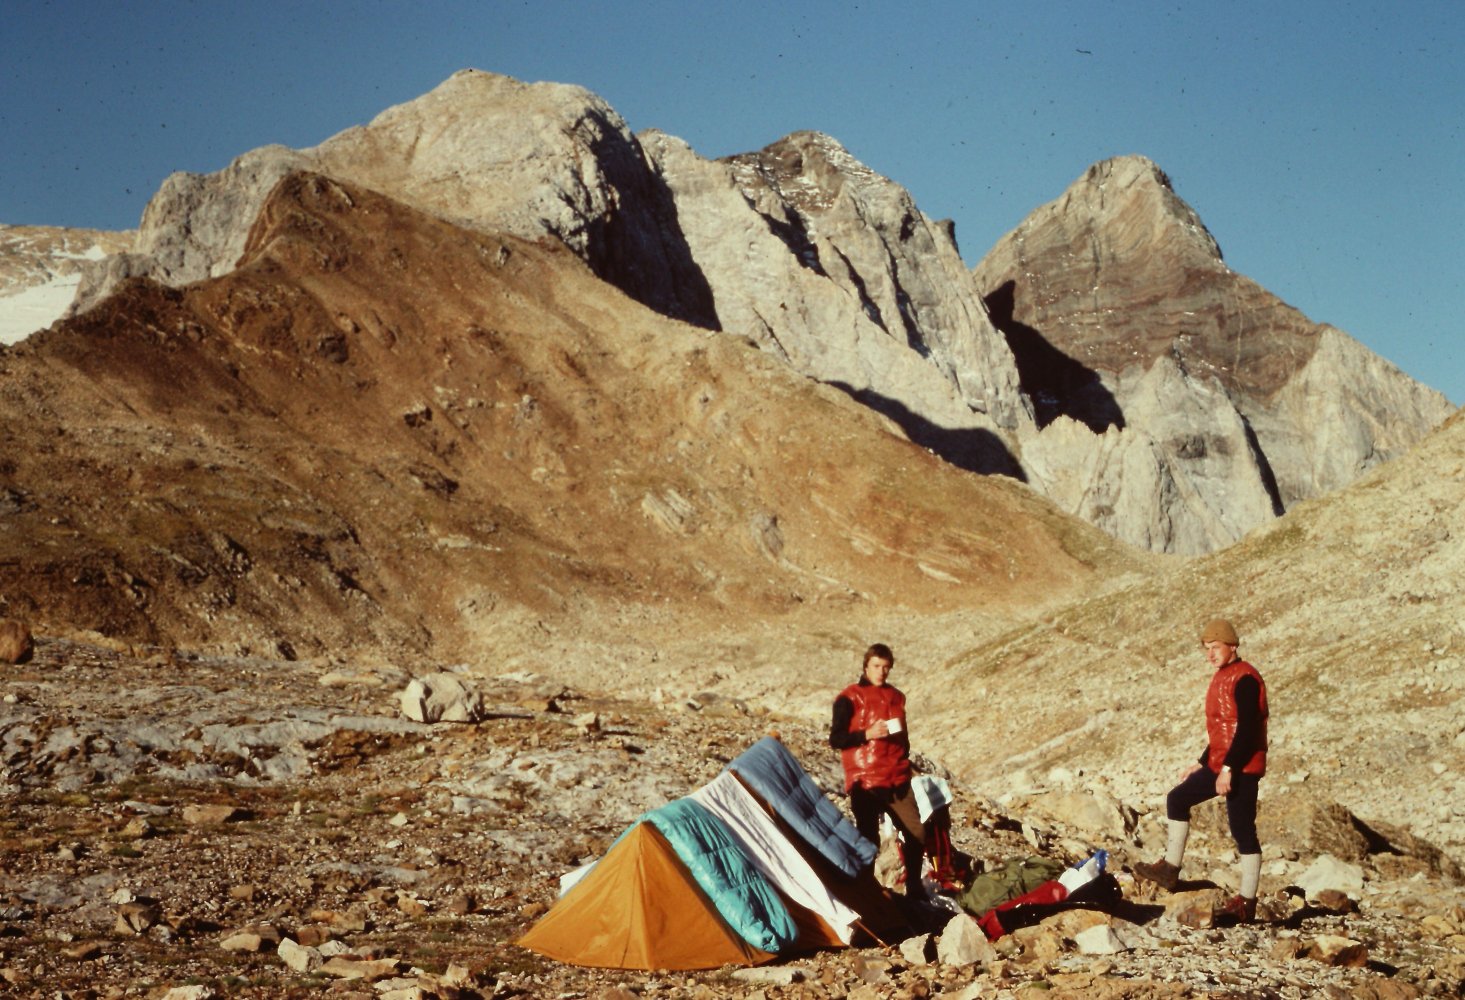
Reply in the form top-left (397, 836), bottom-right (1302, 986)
top-left (1072, 154), bottom-right (1225, 264)
top-left (725, 131), bottom-right (890, 220)
top-left (979, 154), bottom-right (1451, 551)
top-left (30, 71), bottom-right (1452, 558)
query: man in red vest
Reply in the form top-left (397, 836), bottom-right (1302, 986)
top-left (1135, 618), bottom-right (1269, 922)
top-left (830, 642), bottom-right (928, 899)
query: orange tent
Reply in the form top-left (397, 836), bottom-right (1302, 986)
top-left (517, 821), bottom-right (778, 970)
top-left (519, 736), bottom-right (899, 971)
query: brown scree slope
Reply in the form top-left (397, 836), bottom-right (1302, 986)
top-left (0, 172), bottom-right (1144, 678)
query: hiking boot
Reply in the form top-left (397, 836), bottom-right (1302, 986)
top-left (1213, 893), bottom-right (1257, 924)
top-left (1133, 858), bottom-right (1181, 891)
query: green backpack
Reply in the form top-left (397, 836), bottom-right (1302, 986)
top-left (955, 855), bottom-right (1067, 916)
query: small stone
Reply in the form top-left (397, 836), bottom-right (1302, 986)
top-left (160, 986), bottom-right (215, 1000)
top-left (228, 884), bottom-right (257, 902)
top-left (937, 914), bottom-right (997, 967)
top-left (277, 937), bottom-right (322, 973)
top-left (121, 817), bottom-right (153, 840)
top-left (899, 932), bottom-right (933, 966)
top-left (320, 955), bottom-right (400, 980)
top-left (182, 804), bottom-right (246, 825)
top-left (62, 942), bottom-right (103, 961)
top-left (1306, 934), bottom-right (1369, 967)
top-left (219, 932), bottom-right (265, 953)
top-left (1074, 923), bottom-right (1128, 955)
top-left (115, 901), bottom-right (161, 935)
top-left (1296, 854), bottom-right (1364, 902)
top-left (730, 966), bottom-right (803, 985)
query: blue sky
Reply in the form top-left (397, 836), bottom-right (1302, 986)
top-left (4, 0), bottom-right (1461, 403)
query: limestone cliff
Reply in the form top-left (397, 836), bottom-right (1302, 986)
top-left (643, 129), bottom-right (1028, 475)
top-left (974, 155), bottom-right (1453, 550)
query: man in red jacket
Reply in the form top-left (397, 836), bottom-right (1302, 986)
top-left (1135, 618), bottom-right (1269, 922)
top-left (830, 642), bottom-right (928, 899)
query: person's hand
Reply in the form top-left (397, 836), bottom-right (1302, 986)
top-left (865, 720), bottom-right (891, 740)
top-left (1180, 762), bottom-right (1203, 781)
top-left (1216, 767), bottom-right (1233, 796)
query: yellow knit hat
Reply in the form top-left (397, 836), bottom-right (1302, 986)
top-left (1200, 618), bottom-right (1240, 645)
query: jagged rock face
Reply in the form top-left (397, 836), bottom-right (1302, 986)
top-left (74, 89), bottom-right (1032, 480)
top-left (57, 74), bottom-right (1452, 557)
top-left (73, 70), bottom-right (714, 328)
top-left (2, 171), bottom-right (1124, 665)
top-left (644, 129), bottom-right (1030, 476)
top-left (1257, 325), bottom-right (1456, 503)
top-left (975, 155), bottom-right (1453, 548)
top-left (1021, 357), bottom-right (1280, 555)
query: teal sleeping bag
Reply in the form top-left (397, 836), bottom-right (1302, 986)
top-left (643, 797), bottom-right (797, 954)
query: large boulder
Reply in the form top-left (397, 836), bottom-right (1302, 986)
top-left (399, 672), bottom-right (487, 724)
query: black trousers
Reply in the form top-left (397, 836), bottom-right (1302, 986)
top-left (850, 782), bottom-right (927, 889)
top-left (1165, 766), bottom-right (1262, 855)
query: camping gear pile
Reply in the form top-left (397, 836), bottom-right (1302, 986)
top-left (518, 736), bottom-right (900, 970)
top-left (519, 736), bottom-right (1118, 970)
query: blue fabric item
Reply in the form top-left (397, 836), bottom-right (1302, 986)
top-left (728, 736), bottom-right (876, 878)
top-left (643, 797), bottom-right (797, 954)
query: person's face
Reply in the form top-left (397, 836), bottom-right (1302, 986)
top-left (864, 655), bottom-right (894, 686)
top-left (1204, 640), bottom-right (1237, 669)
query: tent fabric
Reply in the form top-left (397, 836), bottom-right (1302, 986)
top-left (690, 770), bottom-right (863, 945)
top-left (521, 736), bottom-right (905, 970)
top-left (643, 797), bottom-right (798, 955)
top-left (516, 822), bottom-right (777, 970)
top-left (728, 736), bottom-right (876, 878)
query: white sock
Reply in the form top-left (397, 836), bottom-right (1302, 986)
top-left (1239, 853), bottom-right (1262, 898)
top-left (1165, 821), bottom-right (1190, 868)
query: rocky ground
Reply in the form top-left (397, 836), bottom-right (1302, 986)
top-left (2, 637), bottom-right (1462, 999)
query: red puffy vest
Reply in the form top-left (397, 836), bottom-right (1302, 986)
top-left (839, 681), bottom-right (912, 792)
top-left (1205, 659), bottom-right (1269, 775)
